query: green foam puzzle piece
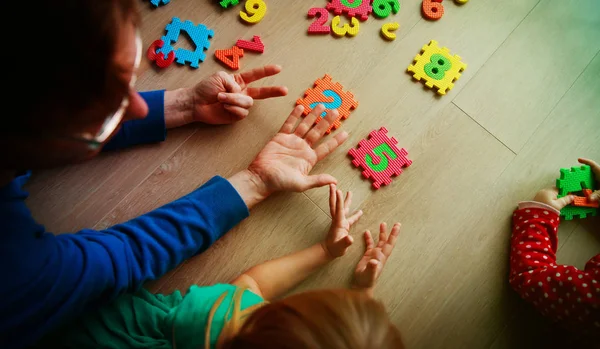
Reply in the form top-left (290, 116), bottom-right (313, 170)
top-left (556, 165), bottom-right (594, 198)
top-left (555, 164), bottom-right (598, 219)
top-left (560, 205), bottom-right (598, 220)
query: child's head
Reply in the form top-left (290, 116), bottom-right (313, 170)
top-left (220, 289), bottom-right (404, 349)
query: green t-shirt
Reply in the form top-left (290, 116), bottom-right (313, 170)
top-left (56, 284), bottom-right (264, 349)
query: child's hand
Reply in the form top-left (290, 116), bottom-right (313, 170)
top-left (322, 184), bottom-right (363, 259)
top-left (533, 188), bottom-right (574, 211)
top-left (353, 222), bottom-right (401, 296)
top-left (578, 158), bottom-right (600, 201)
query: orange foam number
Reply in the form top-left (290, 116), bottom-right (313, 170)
top-left (215, 46), bottom-right (244, 70)
top-left (240, 0), bottom-right (267, 24)
top-left (422, 0), bottom-right (444, 20)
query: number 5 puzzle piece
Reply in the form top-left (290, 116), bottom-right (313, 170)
top-left (407, 40), bottom-right (466, 95)
top-left (348, 127), bottom-right (412, 189)
top-left (296, 74), bottom-right (359, 134)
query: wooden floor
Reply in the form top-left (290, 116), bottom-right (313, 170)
top-left (26, 0), bottom-right (600, 347)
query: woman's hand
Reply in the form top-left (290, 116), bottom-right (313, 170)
top-left (578, 158), bottom-right (600, 201)
top-left (321, 184), bottom-right (363, 259)
top-left (353, 222), bottom-right (401, 297)
top-left (245, 104), bottom-right (348, 197)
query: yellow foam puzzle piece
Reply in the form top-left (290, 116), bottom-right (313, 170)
top-left (240, 0), bottom-right (267, 24)
top-left (331, 15), bottom-right (360, 37)
top-left (407, 40), bottom-right (467, 95)
top-left (381, 22), bottom-right (400, 40)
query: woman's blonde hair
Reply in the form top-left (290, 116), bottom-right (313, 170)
top-left (219, 289), bottom-right (404, 349)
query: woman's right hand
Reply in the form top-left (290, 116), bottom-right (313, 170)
top-left (353, 222), bottom-right (401, 297)
top-left (578, 158), bottom-right (600, 201)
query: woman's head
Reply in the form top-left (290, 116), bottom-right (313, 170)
top-left (221, 289), bottom-right (404, 349)
top-left (2, 0), bottom-right (148, 170)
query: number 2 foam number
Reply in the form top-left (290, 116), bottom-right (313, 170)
top-left (307, 8), bottom-right (330, 34)
top-left (309, 90), bottom-right (343, 117)
top-left (240, 0), bottom-right (266, 24)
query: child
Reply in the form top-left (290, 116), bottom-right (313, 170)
top-left (509, 158), bottom-right (600, 338)
top-left (47, 184), bottom-right (404, 348)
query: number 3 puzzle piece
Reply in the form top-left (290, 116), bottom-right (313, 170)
top-left (407, 40), bottom-right (466, 95)
top-left (296, 74), bottom-right (359, 134)
top-left (332, 16), bottom-right (360, 37)
top-left (348, 127), bottom-right (412, 189)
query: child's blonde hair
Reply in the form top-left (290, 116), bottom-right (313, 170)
top-left (218, 289), bottom-right (404, 349)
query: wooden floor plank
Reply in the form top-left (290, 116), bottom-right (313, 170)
top-left (454, 0), bottom-right (600, 153)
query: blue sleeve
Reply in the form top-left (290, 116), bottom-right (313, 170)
top-left (0, 175), bottom-right (249, 348)
top-left (102, 90), bottom-right (167, 151)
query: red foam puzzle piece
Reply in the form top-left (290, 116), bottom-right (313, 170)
top-left (215, 46), bottom-right (244, 70)
top-left (146, 39), bottom-right (175, 68)
top-left (348, 127), bottom-right (412, 189)
top-left (326, 0), bottom-right (373, 21)
top-left (236, 35), bottom-right (264, 53)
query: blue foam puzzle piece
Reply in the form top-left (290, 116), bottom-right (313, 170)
top-left (150, 0), bottom-right (170, 7)
top-left (159, 17), bottom-right (214, 69)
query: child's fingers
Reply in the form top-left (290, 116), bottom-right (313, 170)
top-left (555, 195), bottom-right (575, 209)
top-left (336, 189), bottom-right (344, 222)
top-left (329, 184), bottom-right (336, 217)
top-left (366, 259), bottom-right (379, 284)
top-left (590, 190), bottom-right (600, 202)
top-left (386, 223), bottom-right (401, 247)
top-left (344, 191), bottom-right (353, 214)
top-left (347, 210), bottom-right (363, 226)
top-left (378, 223), bottom-right (388, 247)
top-left (363, 230), bottom-right (374, 250)
top-left (340, 235), bottom-right (353, 247)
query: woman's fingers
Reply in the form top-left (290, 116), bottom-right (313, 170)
top-left (329, 184), bottom-right (336, 217)
top-left (363, 230), bottom-right (374, 250)
top-left (304, 109), bottom-right (338, 146)
top-left (237, 64), bottom-right (283, 84)
top-left (314, 131), bottom-right (349, 161)
top-left (347, 210), bottom-right (363, 226)
top-left (218, 93), bottom-right (253, 108)
top-left (247, 86), bottom-right (288, 100)
top-left (279, 105), bottom-right (304, 134)
top-left (294, 104), bottom-right (324, 138)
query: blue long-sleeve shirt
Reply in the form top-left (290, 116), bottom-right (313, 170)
top-left (0, 91), bottom-right (250, 348)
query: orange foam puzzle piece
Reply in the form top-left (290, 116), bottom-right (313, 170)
top-left (296, 74), bottom-right (358, 134)
top-left (215, 46), bottom-right (244, 70)
top-left (573, 189), bottom-right (600, 208)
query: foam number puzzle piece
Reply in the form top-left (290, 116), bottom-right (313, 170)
top-left (348, 127), bottom-right (412, 189)
top-left (240, 0), bottom-right (267, 24)
top-left (556, 165), bottom-right (594, 197)
top-left (407, 40), bottom-right (466, 95)
top-left (296, 74), bottom-right (359, 134)
top-left (331, 16), bottom-right (360, 37)
top-left (372, 0), bottom-right (400, 18)
top-left (422, 0), bottom-right (444, 20)
top-left (573, 189), bottom-right (600, 208)
top-left (555, 165), bottom-right (598, 220)
top-left (220, 0), bottom-right (240, 8)
top-left (236, 35), bottom-right (264, 53)
top-left (455, 0), bottom-right (468, 4)
top-left (560, 206), bottom-right (598, 221)
top-left (150, 0), bottom-right (170, 7)
top-left (215, 46), bottom-right (244, 70)
top-left (326, 0), bottom-right (373, 21)
top-left (159, 17), bottom-right (214, 69)
top-left (146, 39), bottom-right (175, 68)
top-left (381, 22), bottom-right (399, 40)
top-left (308, 8), bottom-right (331, 34)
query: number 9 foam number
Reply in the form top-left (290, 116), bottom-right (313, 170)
top-left (240, 0), bottom-right (267, 24)
top-left (365, 143), bottom-right (398, 172)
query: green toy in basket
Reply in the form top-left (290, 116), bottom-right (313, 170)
top-left (555, 165), bottom-right (598, 220)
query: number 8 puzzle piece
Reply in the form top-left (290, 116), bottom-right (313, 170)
top-left (348, 127), bottom-right (412, 189)
top-left (407, 40), bottom-right (466, 95)
top-left (296, 74), bottom-right (359, 134)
